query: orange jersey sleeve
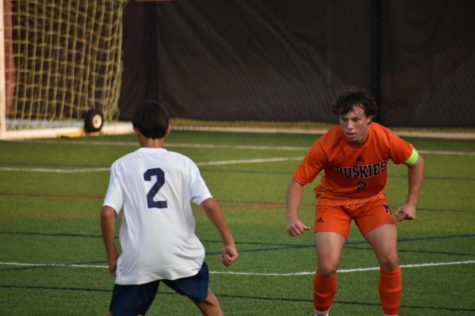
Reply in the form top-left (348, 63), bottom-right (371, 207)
top-left (293, 123), bottom-right (414, 202)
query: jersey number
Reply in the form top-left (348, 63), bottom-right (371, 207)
top-left (356, 181), bottom-right (367, 191)
top-left (143, 168), bottom-right (168, 209)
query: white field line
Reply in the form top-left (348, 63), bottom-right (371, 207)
top-left (196, 157), bottom-right (302, 166)
top-left (16, 139), bottom-right (475, 155)
top-left (21, 140), bottom-right (309, 151)
top-left (212, 260), bottom-right (475, 276)
top-left (0, 260), bottom-right (474, 276)
top-left (1, 142), bottom-right (473, 173)
top-left (0, 157), bottom-right (303, 173)
top-left (418, 149), bottom-right (475, 156)
top-left (0, 167), bottom-right (110, 173)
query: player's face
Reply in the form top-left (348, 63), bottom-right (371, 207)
top-left (339, 104), bottom-right (372, 146)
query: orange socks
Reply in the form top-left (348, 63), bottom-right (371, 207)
top-left (379, 267), bottom-right (402, 315)
top-left (313, 272), bottom-right (336, 313)
top-left (314, 268), bottom-right (400, 315)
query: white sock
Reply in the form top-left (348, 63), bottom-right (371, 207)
top-left (314, 309), bottom-right (329, 316)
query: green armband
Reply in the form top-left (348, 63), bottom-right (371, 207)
top-left (404, 148), bottom-right (419, 166)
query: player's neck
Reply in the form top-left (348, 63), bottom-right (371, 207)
top-left (139, 137), bottom-right (166, 148)
top-left (134, 127), bottom-right (170, 149)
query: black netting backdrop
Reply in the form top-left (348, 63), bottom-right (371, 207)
top-left (119, 0), bottom-right (475, 127)
top-left (380, 0), bottom-right (475, 126)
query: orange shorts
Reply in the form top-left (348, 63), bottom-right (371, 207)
top-left (314, 199), bottom-right (396, 238)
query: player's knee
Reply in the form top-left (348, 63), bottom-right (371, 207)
top-left (317, 263), bottom-right (338, 278)
top-left (198, 290), bottom-right (223, 316)
top-left (378, 252), bottom-right (399, 271)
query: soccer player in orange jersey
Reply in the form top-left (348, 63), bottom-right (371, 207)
top-left (286, 88), bottom-right (424, 316)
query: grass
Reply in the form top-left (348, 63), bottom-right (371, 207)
top-left (0, 130), bottom-right (474, 315)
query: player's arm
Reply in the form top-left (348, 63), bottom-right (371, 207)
top-left (100, 205), bottom-right (119, 276)
top-left (395, 150), bottom-right (425, 221)
top-left (201, 198), bottom-right (239, 266)
top-left (286, 177), bottom-right (310, 236)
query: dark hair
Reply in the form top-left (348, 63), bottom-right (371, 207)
top-left (132, 101), bottom-right (169, 139)
top-left (332, 87), bottom-right (378, 118)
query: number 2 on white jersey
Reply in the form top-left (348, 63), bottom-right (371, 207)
top-left (143, 168), bottom-right (168, 209)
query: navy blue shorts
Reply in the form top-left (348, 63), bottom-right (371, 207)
top-left (109, 262), bottom-right (209, 316)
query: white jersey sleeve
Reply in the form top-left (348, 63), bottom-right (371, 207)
top-left (103, 161), bottom-right (124, 214)
top-left (188, 162), bottom-right (212, 205)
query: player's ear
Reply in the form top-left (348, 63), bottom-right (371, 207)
top-left (165, 125), bottom-right (171, 137)
top-left (133, 127), bottom-right (141, 137)
top-left (133, 127), bottom-right (145, 143)
top-left (366, 114), bottom-right (374, 124)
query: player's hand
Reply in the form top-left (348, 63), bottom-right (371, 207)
top-left (287, 217), bottom-right (311, 236)
top-left (107, 250), bottom-right (118, 277)
top-left (395, 204), bottom-right (416, 221)
top-left (108, 259), bottom-right (117, 277)
top-left (222, 244), bottom-right (239, 266)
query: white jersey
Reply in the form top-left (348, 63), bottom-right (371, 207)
top-left (103, 147), bottom-right (211, 285)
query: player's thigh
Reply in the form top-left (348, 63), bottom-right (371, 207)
top-left (354, 199), bottom-right (395, 237)
top-left (314, 204), bottom-right (352, 238)
top-left (195, 288), bottom-right (223, 315)
top-left (315, 232), bottom-right (346, 275)
top-left (365, 224), bottom-right (399, 269)
top-left (163, 262), bottom-right (210, 304)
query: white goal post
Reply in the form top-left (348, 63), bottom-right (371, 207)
top-left (0, 0), bottom-right (6, 139)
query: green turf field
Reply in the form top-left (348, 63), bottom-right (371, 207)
top-left (0, 130), bottom-right (474, 315)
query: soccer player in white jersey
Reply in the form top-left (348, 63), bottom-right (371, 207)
top-left (101, 102), bottom-right (239, 316)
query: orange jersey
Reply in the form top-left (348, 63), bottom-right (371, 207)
top-left (293, 122), bottom-right (413, 204)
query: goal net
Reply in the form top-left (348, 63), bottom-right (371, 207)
top-left (0, 0), bottom-right (129, 140)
